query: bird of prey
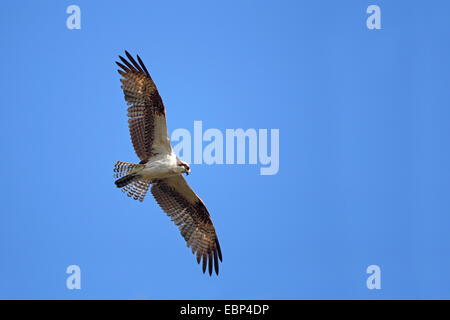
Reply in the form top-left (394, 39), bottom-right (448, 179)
top-left (113, 51), bottom-right (222, 276)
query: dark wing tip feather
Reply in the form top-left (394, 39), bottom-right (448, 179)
top-left (125, 51), bottom-right (144, 73)
top-left (137, 55), bottom-right (151, 78)
top-left (208, 251), bottom-right (213, 276)
top-left (216, 238), bottom-right (223, 262)
top-left (124, 50), bottom-right (132, 59)
top-left (118, 51), bottom-right (151, 79)
top-left (119, 55), bottom-right (137, 72)
top-left (198, 246), bottom-right (221, 276)
top-left (202, 254), bottom-right (207, 274)
top-left (115, 61), bottom-right (130, 73)
top-left (214, 250), bottom-right (219, 275)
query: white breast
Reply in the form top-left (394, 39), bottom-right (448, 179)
top-left (141, 152), bottom-right (181, 179)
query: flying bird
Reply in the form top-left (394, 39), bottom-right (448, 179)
top-left (113, 51), bottom-right (222, 276)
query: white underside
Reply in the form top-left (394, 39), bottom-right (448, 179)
top-left (139, 152), bottom-right (183, 180)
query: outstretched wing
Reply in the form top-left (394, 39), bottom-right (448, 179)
top-left (151, 176), bottom-right (223, 275)
top-left (116, 51), bottom-right (172, 161)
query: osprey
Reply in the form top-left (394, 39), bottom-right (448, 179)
top-left (113, 51), bottom-right (222, 276)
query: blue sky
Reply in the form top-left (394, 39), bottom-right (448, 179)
top-left (1, 0), bottom-right (450, 299)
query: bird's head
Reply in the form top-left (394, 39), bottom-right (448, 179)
top-left (177, 159), bottom-right (191, 175)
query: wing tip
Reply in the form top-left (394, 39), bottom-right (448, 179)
top-left (125, 50), bottom-right (145, 74)
top-left (117, 50), bottom-right (151, 79)
top-left (215, 238), bottom-right (223, 262)
top-left (202, 253), bottom-right (207, 274)
top-left (198, 244), bottom-right (221, 276)
top-left (214, 249), bottom-right (219, 275)
top-left (208, 251), bottom-right (213, 276)
top-left (137, 54), bottom-right (151, 78)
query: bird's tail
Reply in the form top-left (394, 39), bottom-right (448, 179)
top-left (114, 173), bottom-right (138, 188)
top-left (113, 161), bottom-right (140, 179)
top-left (113, 161), bottom-right (150, 202)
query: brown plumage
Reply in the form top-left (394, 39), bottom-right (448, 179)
top-left (116, 51), bottom-right (171, 161)
top-left (114, 51), bottom-right (223, 275)
top-left (151, 176), bottom-right (222, 275)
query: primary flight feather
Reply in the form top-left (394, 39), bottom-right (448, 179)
top-left (113, 51), bottom-right (222, 276)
